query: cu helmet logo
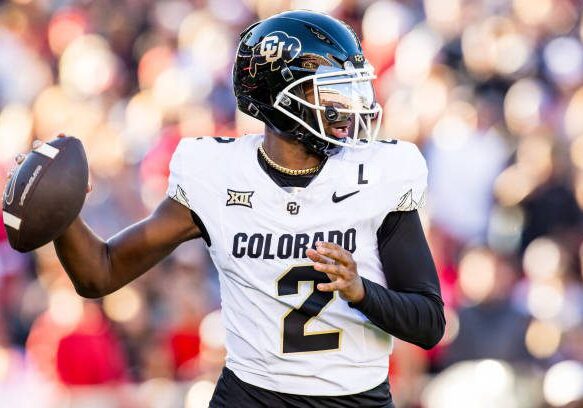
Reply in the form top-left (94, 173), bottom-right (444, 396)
top-left (249, 31), bottom-right (301, 77)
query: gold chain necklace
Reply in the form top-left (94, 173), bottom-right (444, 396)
top-left (258, 144), bottom-right (322, 176)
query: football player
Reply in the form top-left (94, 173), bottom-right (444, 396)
top-left (37, 10), bottom-right (444, 407)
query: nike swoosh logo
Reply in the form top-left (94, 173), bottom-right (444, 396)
top-left (332, 190), bottom-right (360, 203)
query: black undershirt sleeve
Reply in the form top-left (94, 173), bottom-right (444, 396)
top-left (349, 210), bottom-right (445, 350)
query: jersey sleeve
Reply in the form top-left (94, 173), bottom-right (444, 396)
top-left (167, 138), bottom-right (193, 210)
top-left (391, 142), bottom-right (428, 212)
top-left (166, 137), bottom-right (227, 247)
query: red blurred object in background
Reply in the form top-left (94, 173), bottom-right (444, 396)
top-left (169, 326), bottom-right (201, 377)
top-left (27, 302), bottom-right (129, 385)
top-left (47, 8), bottom-right (89, 56)
top-left (0, 212), bottom-right (7, 242)
top-left (140, 126), bottom-right (182, 198)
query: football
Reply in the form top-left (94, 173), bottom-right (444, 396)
top-left (2, 136), bottom-right (89, 252)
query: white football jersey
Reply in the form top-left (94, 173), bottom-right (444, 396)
top-left (166, 134), bottom-right (427, 396)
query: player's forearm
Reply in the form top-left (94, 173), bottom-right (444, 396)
top-left (359, 210), bottom-right (445, 348)
top-left (54, 217), bottom-right (112, 298)
top-left (55, 198), bottom-right (199, 298)
top-left (102, 218), bottom-right (182, 294)
top-left (350, 279), bottom-right (445, 349)
top-left (55, 217), bottom-right (183, 298)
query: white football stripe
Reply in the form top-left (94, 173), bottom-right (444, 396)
top-left (2, 211), bottom-right (22, 230)
top-left (35, 143), bottom-right (60, 159)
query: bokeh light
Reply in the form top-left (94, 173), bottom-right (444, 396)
top-left (513, 0), bottom-right (552, 26)
top-left (124, 90), bottom-right (163, 150)
top-left (424, 0), bottom-right (461, 37)
top-left (431, 101), bottom-right (477, 151)
top-left (48, 287), bottom-right (84, 328)
top-left (291, 0), bottom-right (342, 12)
top-left (137, 378), bottom-right (182, 408)
top-left (570, 135), bottom-right (583, 170)
top-left (383, 90), bottom-right (421, 142)
top-left (526, 283), bottom-right (564, 321)
top-left (543, 37), bottom-right (583, 88)
top-left (411, 73), bottom-right (449, 124)
top-left (0, 104), bottom-right (32, 161)
top-left (493, 32), bottom-right (532, 76)
top-left (394, 26), bottom-right (443, 85)
top-left (458, 248), bottom-right (496, 304)
top-left (59, 35), bottom-right (118, 97)
top-left (523, 237), bottom-right (562, 281)
top-left (421, 360), bottom-right (516, 408)
top-left (565, 87), bottom-right (583, 139)
top-left (138, 46), bottom-right (175, 90)
top-left (178, 12), bottom-right (234, 77)
top-left (0, 347), bottom-right (9, 381)
top-left (504, 78), bottom-right (545, 136)
top-left (362, 0), bottom-right (412, 46)
top-left (47, 9), bottom-right (88, 56)
top-left (103, 286), bottom-right (143, 323)
top-left (199, 310), bottom-right (226, 349)
top-left (544, 361), bottom-right (583, 406)
top-left (154, 0), bottom-right (193, 34)
top-left (525, 320), bottom-right (561, 359)
top-left (440, 307), bottom-right (459, 346)
top-left (152, 67), bottom-right (193, 112)
top-left (185, 380), bottom-right (216, 408)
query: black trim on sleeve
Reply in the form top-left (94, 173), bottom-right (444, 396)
top-left (349, 210), bottom-right (445, 349)
top-left (190, 210), bottom-right (211, 247)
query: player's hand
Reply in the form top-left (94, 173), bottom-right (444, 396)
top-left (306, 241), bottom-right (365, 303)
top-left (6, 153), bottom-right (25, 179)
top-left (7, 134), bottom-right (92, 193)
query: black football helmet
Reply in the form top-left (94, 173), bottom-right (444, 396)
top-left (233, 10), bottom-right (382, 156)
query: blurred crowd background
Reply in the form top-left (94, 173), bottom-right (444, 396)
top-left (1, 0), bottom-right (583, 407)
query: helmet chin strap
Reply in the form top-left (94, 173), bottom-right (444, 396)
top-left (264, 121), bottom-right (342, 157)
top-left (297, 131), bottom-right (343, 157)
top-left (264, 104), bottom-right (343, 157)
top-left (295, 106), bottom-right (343, 157)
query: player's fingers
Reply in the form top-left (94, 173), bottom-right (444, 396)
top-left (317, 280), bottom-right (346, 292)
top-left (316, 242), bottom-right (352, 265)
top-left (87, 183), bottom-right (93, 193)
top-left (313, 261), bottom-right (345, 276)
top-left (57, 133), bottom-right (66, 138)
top-left (32, 140), bottom-right (43, 149)
top-left (306, 248), bottom-right (322, 261)
top-left (14, 153), bottom-right (26, 164)
top-left (306, 248), bottom-right (336, 265)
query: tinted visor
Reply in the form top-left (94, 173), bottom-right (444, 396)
top-left (314, 66), bottom-right (376, 123)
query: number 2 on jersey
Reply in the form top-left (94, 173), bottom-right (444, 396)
top-left (277, 265), bottom-right (341, 353)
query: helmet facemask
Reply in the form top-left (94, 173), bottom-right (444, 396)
top-left (273, 62), bottom-right (383, 150)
